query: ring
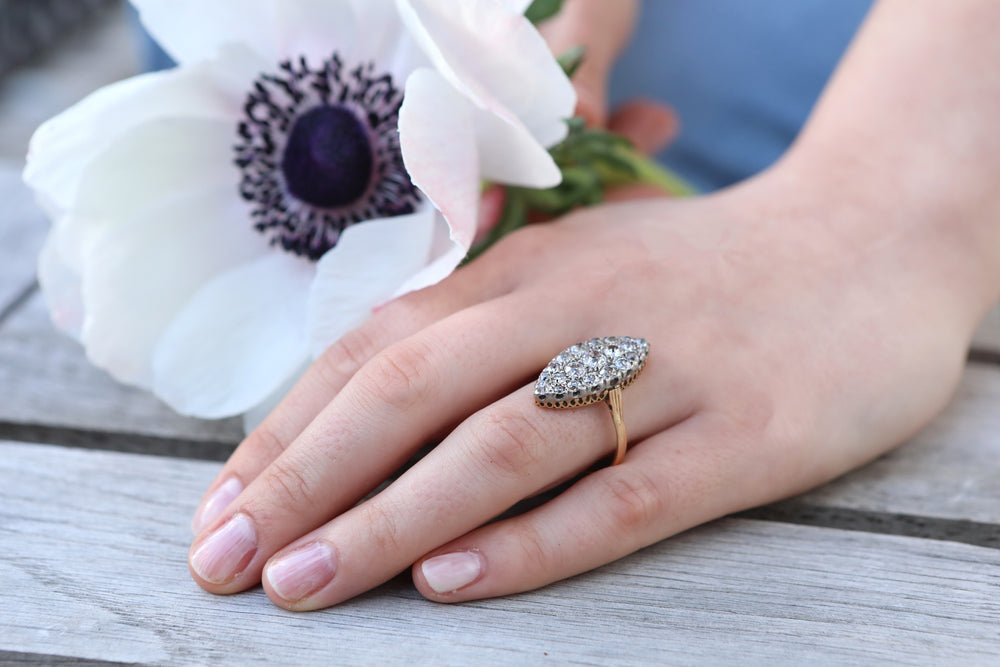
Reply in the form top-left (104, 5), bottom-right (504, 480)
top-left (534, 336), bottom-right (650, 465)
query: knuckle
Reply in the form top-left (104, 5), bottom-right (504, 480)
top-left (317, 326), bottom-right (384, 389)
top-left (242, 421), bottom-right (288, 461)
top-left (358, 500), bottom-right (403, 553)
top-left (600, 470), bottom-right (666, 535)
top-left (471, 405), bottom-right (548, 478)
top-left (514, 521), bottom-right (551, 574)
top-left (358, 339), bottom-right (438, 413)
top-left (260, 457), bottom-right (319, 514)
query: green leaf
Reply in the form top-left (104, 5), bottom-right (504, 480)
top-left (525, 0), bottom-right (564, 25)
top-left (557, 46), bottom-right (585, 78)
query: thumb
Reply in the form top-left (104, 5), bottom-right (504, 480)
top-left (607, 98), bottom-right (679, 156)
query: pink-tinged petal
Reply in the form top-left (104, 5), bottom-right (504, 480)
top-left (80, 186), bottom-right (268, 388)
top-left (306, 207), bottom-right (436, 356)
top-left (398, 68), bottom-right (479, 251)
top-left (153, 253), bottom-right (314, 418)
top-left (37, 228), bottom-right (84, 340)
top-left (24, 47), bottom-right (258, 215)
top-left (131, 0), bottom-right (362, 66)
top-left (396, 0), bottom-right (575, 148)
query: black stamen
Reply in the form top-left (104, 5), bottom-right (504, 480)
top-left (234, 53), bottom-right (421, 261)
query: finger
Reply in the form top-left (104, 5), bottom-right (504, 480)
top-left (412, 415), bottom-right (755, 602)
top-left (539, 0), bottom-right (639, 127)
top-left (608, 99), bottom-right (679, 156)
top-left (257, 350), bottom-right (696, 610)
top-left (190, 241), bottom-right (523, 534)
top-left (472, 185), bottom-right (507, 245)
top-left (187, 287), bottom-right (621, 594)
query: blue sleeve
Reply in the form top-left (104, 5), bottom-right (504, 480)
top-left (609, 0), bottom-right (872, 192)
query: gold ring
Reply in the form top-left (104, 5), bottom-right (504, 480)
top-left (534, 336), bottom-right (649, 465)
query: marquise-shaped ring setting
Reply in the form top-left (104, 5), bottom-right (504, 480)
top-left (534, 336), bottom-right (649, 409)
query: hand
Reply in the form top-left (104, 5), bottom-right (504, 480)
top-left (186, 164), bottom-right (982, 609)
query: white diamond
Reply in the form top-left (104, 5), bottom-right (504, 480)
top-left (537, 336), bottom-right (648, 405)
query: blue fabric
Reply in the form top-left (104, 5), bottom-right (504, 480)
top-left (609, 0), bottom-right (873, 192)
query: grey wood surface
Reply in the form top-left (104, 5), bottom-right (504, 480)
top-left (0, 161), bottom-right (47, 314)
top-left (2, 441), bottom-right (999, 666)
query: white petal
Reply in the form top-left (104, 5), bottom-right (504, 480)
top-left (80, 117), bottom-right (236, 224)
top-left (24, 48), bottom-right (256, 215)
top-left (37, 227), bottom-right (84, 340)
top-left (396, 0), bottom-right (575, 147)
top-left (81, 186), bottom-right (268, 388)
top-left (42, 116), bottom-right (239, 281)
top-left (504, 0), bottom-right (534, 14)
top-left (390, 211), bottom-right (466, 297)
top-left (306, 208), bottom-right (436, 356)
top-left (399, 68), bottom-right (479, 251)
top-left (132, 0), bottom-right (364, 65)
top-left (153, 253), bottom-right (314, 418)
top-left (241, 359), bottom-right (310, 435)
top-left (469, 104), bottom-right (562, 187)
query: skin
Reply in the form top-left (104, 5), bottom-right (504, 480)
top-left (187, 0), bottom-right (1000, 610)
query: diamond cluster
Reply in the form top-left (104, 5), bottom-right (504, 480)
top-left (535, 336), bottom-right (649, 407)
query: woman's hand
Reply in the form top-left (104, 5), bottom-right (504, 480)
top-left (185, 162), bottom-right (985, 608)
top-left (187, 0), bottom-right (1000, 610)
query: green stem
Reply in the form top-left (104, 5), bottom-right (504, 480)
top-left (609, 144), bottom-right (698, 196)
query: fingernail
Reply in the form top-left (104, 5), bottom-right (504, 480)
top-left (191, 477), bottom-right (243, 534)
top-left (421, 551), bottom-right (482, 594)
top-left (266, 542), bottom-right (337, 602)
top-left (190, 513), bottom-right (257, 585)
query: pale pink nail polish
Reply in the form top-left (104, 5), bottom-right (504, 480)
top-left (190, 513), bottom-right (257, 584)
top-left (266, 542), bottom-right (337, 602)
top-left (191, 477), bottom-right (243, 534)
top-left (421, 552), bottom-right (482, 594)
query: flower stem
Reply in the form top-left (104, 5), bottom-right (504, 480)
top-left (606, 144), bottom-right (697, 197)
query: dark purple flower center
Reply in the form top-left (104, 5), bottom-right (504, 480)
top-left (281, 105), bottom-right (373, 209)
top-left (235, 54), bottom-right (421, 261)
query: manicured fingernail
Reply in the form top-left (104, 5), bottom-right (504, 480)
top-left (266, 542), bottom-right (337, 602)
top-left (421, 551), bottom-right (482, 594)
top-left (191, 477), bottom-right (243, 534)
top-left (190, 513), bottom-right (257, 585)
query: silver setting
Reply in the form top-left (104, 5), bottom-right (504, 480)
top-left (535, 336), bottom-right (649, 409)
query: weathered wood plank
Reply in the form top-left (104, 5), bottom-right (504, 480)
top-left (0, 163), bottom-right (47, 314)
top-left (1, 441), bottom-right (998, 665)
top-left (0, 295), bottom-right (243, 445)
top-left (798, 362), bottom-right (1000, 524)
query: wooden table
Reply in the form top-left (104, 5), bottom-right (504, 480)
top-left (2, 163), bottom-right (999, 665)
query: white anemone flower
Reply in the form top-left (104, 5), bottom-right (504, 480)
top-left (25, 0), bottom-right (575, 424)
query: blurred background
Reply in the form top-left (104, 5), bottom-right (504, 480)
top-left (0, 0), bottom-right (140, 166)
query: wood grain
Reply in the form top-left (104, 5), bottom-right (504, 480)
top-left (2, 441), bottom-right (998, 665)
